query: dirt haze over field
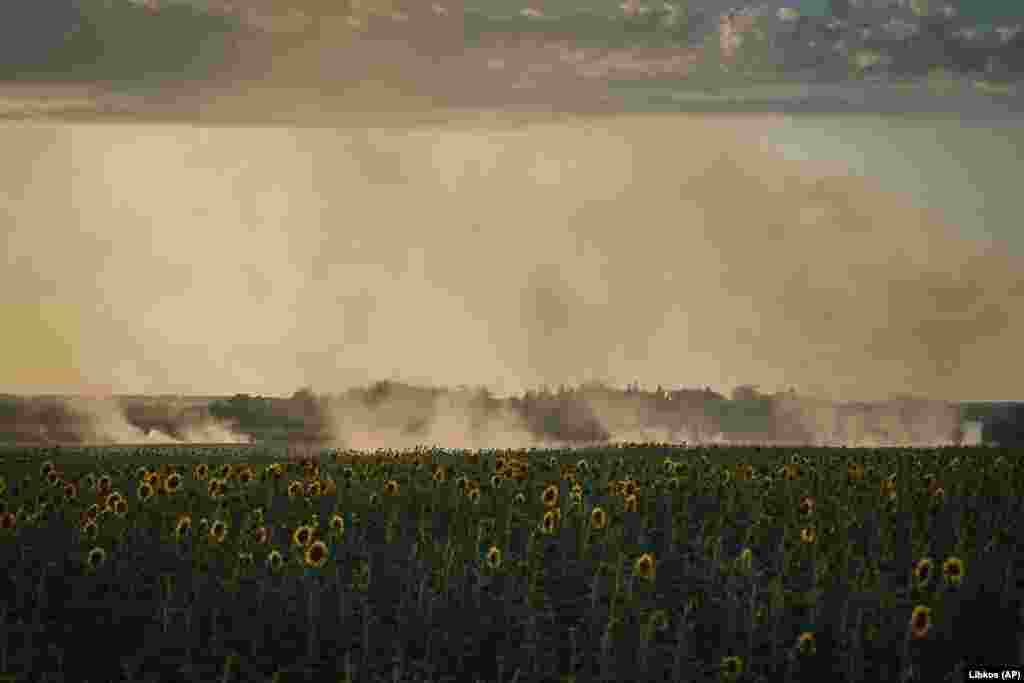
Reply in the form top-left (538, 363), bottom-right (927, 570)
top-left (1, 110), bottom-right (1021, 446)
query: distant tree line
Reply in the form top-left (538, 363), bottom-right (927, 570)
top-left (0, 385), bottom-right (1018, 446)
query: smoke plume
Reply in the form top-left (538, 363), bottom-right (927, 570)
top-left (2, 107), bottom-right (1022, 451)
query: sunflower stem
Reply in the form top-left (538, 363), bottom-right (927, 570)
top-left (361, 597), bottom-right (373, 673)
top-left (306, 576), bottom-right (319, 667)
top-left (848, 607), bottom-right (863, 683)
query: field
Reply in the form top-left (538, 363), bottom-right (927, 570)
top-left (0, 443), bottom-right (1021, 682)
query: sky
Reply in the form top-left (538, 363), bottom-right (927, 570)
top-left (1, 110), bottom-right (1022, 402)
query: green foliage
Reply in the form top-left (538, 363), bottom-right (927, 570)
top-left (464, 8), bottom-right (691, 48)
top-left (0, 0), bottom-right (241, 86)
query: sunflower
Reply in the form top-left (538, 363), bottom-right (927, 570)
top-left (293, 525), bottom-right (314, 548)
top-left (306, 480), bottom-right (323, 498)
top-left (510, 463), bottom-right (529, 482)
top-left (912, 558), bottom-right (933, 588)
top-left (287, 481), bottom-right (304, 499)
top-left (210, 519), bottom-right (228, 544)
top-left (329, 513), bottom-right (344, 534)
top-left (782, 464), bottom-right (801, 481)
top-left (266, 549), bottom-right (285, 573)
top-left (193, 463), bottom-right (209, 481)
top-left (208, 479), bottom-right (224, 500)
top-left (163, 472), bottom-right (182, 495)
top-left (623, 494), bottom-right (639, 513)
top-left (85, 546), bottom-right (106, 572)
top-left (96, 475), bottom-right (113, 496)
top-left (268, 463), bottom-right (284, 480)
top-left (634, 553), bottom-right (656, 582)
top-left (541, 483), bottom-right (559, 508)
top-left (81, 518), bottom-right (99, 540)
top-left (467, 487), bottom-right (481, 505)
top-left (942, 556), bottom-right (964, 587)
top-left (252, 526), bottom-right (270, 545)
top-left (145, 471), bottom-right (161, 488)
top-left (432, 465), bottom-right (448, 484)
top-left (485, 545), bottom-right (502, 570)
top-left (137, 482), bottom-right (155, 503)
top-left (384, 479), bottom-right (400, 497)
top-left (590, 506), bottom-right (608, 531)
top-left (219, 464), bottom-right (234, 481)
top-left (720, 655), bottom-right (744, 682)
top-left (571, 481), bottom-right (583, 498)
top-left (909, 605), bottom-right (932, 639)
top-left (880, 476), bottom-right (897, 501)
top-left (798, 496), bottom-right (815, 517)
top-left (0, 511), bottom-right (18, 532)
top-left (735, 463), bottom-right (754, 482)
top-left (174, 515), bottom-right (192, 541)
top-left (63, 482), bottom-right (79, 502)
top-left (800, 526), bottom-right (817, 545)
top-left (796, 631), bottom-right (816, 657)
top-left (237, 467), bottom-right (254, 486)
top-left (464, 451), bottom-right (480, 467)
top-left (623, 479), bottom-right (638, 498)
top-left (304, 540), bottom-right (329, 569)
top-left (113, 499), bottom-right (128, 518)
top-left (541, 508), bottom-right (560, 535)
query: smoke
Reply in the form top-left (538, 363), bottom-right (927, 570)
top-left (313, 381), bottom-right (976, 451)
top-left (325, 384), bottom-right (543, 451)
top-left (59, 396), bottom-right (250, 445)
top-left (2, 106), bottom-right (1022, 448)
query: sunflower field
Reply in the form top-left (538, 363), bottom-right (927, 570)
top-left (0, 443), bottom-right (1021, 682)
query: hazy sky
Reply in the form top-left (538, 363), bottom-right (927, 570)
top-left (2, 112), bottom-right (1021, 401)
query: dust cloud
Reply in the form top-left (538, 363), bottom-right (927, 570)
top-left (56, 396), bottom-right (250, 445)
top-left (1, 110), bottom-right (1021, 448)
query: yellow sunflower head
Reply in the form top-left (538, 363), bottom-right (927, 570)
top-left (304, 540), bottom-right (329, 569)
top-left (909, 605), bottom-right (932, 640)
top-left (913, 557), bottom-right (933, 587)
top-left (634, 552), bottom-right (656, 582)
top-left (796, 631), bottom-right (816, 657)
top-left (293, 525), bottom-right (314, 548)
top-left (485, 545), bottom-right (502, 570)
top-left (942, 556), bottom-right (964, 587)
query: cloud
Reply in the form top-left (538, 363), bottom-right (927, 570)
top-left (1, 113), bottom-right (1020, 415)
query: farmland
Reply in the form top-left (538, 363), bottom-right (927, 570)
top-left (0, 443), bottom-right (1021, 682)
